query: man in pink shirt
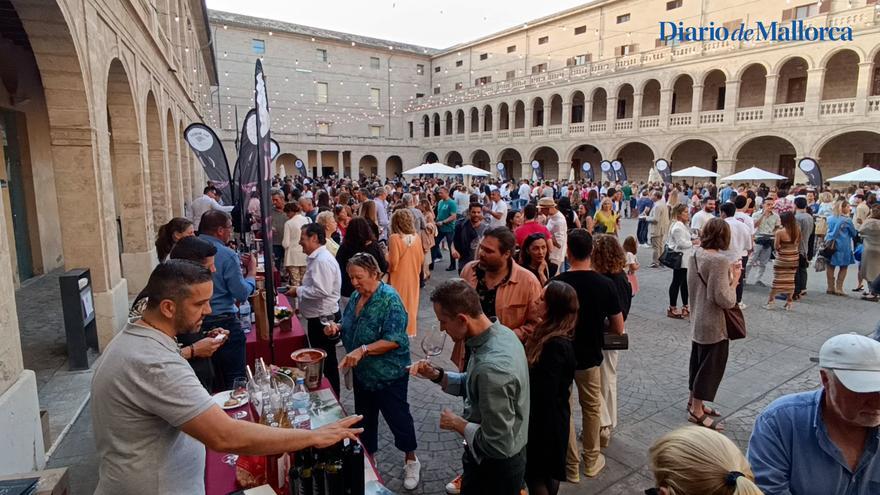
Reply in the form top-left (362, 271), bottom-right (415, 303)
top-left (514, 203), bottom-right (552, 247)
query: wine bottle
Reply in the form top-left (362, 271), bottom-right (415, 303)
top-left (341, 441), bottom-right (364, 495)
top-left (323, 442), bottom-right (345, 495)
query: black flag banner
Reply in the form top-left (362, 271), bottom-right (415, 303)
top-left (655, 158), bottom-right (672, 184)
top-left (798, 157), bottom-right (823, 186)
top-left (582, 162), bottom-right (594, 181)
top-left (496, 162), bottom-right (507, 181)
top-left (254, 59), bottom-right (277, 363)
top-left (612, 160), bottom-right (627, 182)
top-left (184, 123), bottom-right (234, 205)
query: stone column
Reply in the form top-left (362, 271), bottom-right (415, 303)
top-left (692, 84), bottom-right (704, 124)
top-left (724, 80), bottom-right (740, 126)
top-left (804, 67), bottom-right (826, 121)
top-left (508, 107), bottom-right (515, 135)
top-left (543, 102), bottom-right (551, 127)
top-left (337, 150), bottom-right (344, 178)
top-left (377, 153), bottom-right (388, 181)
top-left (316, 149), bottom-right (323, 177)
top-left (350, 153), bottom-right (361, 180)
top-left (855, 61), bottom-right (874, 116)
top-left (659, 88), bottom-right (673, 129)
top-left (464, 111), bottom-right (472, 141)
top-left (715, 158), bottom-right (736, 180)
top-left (606, 96), bottom-right (618, 132)
top-left (478, 107), bottom-right (485, 134)
top-left (524, 105), bottom-right (533, 131)
top-left (492, 106), bottom-right (501, 138)
top-left (561, 102), bottom-right (571, 136)
top-left (557, 160), bottom-right (572, 181)
top-left (521, 161), bottom-right (532, 181)
top-left (585, 98), bottom-right (594, 129)
top-left (763, 74), bottom-right (778, 123)
top-left (632, 92), bottom-right (643, 130)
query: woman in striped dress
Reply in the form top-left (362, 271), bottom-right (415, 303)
top-left (764, 211), bottom-right (800, 310)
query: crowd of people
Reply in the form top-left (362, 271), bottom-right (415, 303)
top-left (88, 170), bottom-right (880, 495)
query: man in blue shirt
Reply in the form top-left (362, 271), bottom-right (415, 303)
top-left (198, 210), bottom-right (257, 389)
top-left (747, 333), bottom-right (880, 494)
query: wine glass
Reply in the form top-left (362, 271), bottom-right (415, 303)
top-left (320, 314), bottom-right (340, 336)
top-left (420, 326), bottom-right (447, 363)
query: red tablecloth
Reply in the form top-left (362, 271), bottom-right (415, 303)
top-left (204, 378), bottom-right (382, 494)
top-left (245, 294), bottom-right (307, 368)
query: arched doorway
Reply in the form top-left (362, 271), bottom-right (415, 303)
top-left (422, 115), bottom-right (430, 137)
top-left (734, 136), bottom-right (797, 181)
top-left (432, 113), bottom-right (440, 136)
top-left (359, 155), bottom-right (378, 176)
top-left (513, 101), bottom-right (525, 129)
top-left (445, 151), bottom-right (463, 166)
top-left (455, 109), bottom-right (465, 134)
top-left (591, 88), bottom-right (607, 122)
top-left (531, 97), bottom-right (544, 127)
top-left (641, 80), bottom-right (661, 116)
top-left (617, 84), bottom-right (634, 119)
top-left (482, 104), bottom-right (493, 132)
top-left (822, 49), bottom-right (860, 100)
top-left (670, 139), bottom-right (718, 173)
top-left (738, 64), bottom-right (767, 108)
top-left (531, 146), bottom-right (560, 180)
top-left (423, 151), bottom-right (439, 164)
top-left (499, 102), bottom-right (510, 129)
top-left (275, 153), bottom-right (299, 176)
top-left (701, 70), bottom-right (727, 111)
top-left (549, 94), bottom-right (563, 125)
top-left (469, 108), bottom-right (479, 133)
top-left (616, 142), bottom-right (655, 182)
top-left (672, 74), bottom-right (694, 113)
top-left (444, 111), bottom-right (453, 135)
top-left (776, 57), bottom-right (809, 104)
top-left (571, 145), bottom-right (603, 181)
top-left (108, 59), bottom-right (153, 293)
top-left (498, 148), bottom-right (523, 180)
top-left (386, 155), bottom-right (403, 178)
top-left (146, 92), bottom-right (168, 227)
top-left (471, 149), bottom-right (491, 170)
top-left (817, 131), bottom-right (880, 179)
top-left (571, 91), bottom-right (585, 123)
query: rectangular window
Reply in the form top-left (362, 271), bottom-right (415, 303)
top-left (417, 64), bottom-right (425, 75)
top-left (615, 44), bottom-right (638, 56)
top-left (434, 66), bottom-right (441, 73)
top-left (433, 86), bottom-right (441, 95)
top-left (480, 53), bottom-right (488, 61)
top-left (317, 122), bottom-right (330, 134)
top-left (666, 0), bottom-right (682, 10)
top-left (416, 92), bottom-right (425, 98)
top-left (617, 13), bottom-right (630, 23)
top-left (456, 60), bottom-right (463, 67)
top-left (370, 125), bottom-right (382, 137)
top-left (795, 4), bottom-right (818, 19)
top-left (370, 57), bottom-right (380, 69)
top-left (455, 82), bottom-right (463, 90)
top-left (574, 25), bottom-right (587, 35)
top-left (316, 82), bottom-right (328, 103)
top-left (567, 54), bottom-right (592, 66)
top-left (251, 39), bottom-right (265, 54)
top-left (316, 48), bottom-right (327, 62)
top-left (408, 121), bottom-right (414, 138)
top-left (475, 76), bottom-right (492, 86)
top-left (723, 19), bottom-right (743, 31)
top-left (538, 36), bottom-right (549, 45)
top-left (506, 70), bottom-right (516, 80)
top-left (370, 88), bottom-right (381, 108)
top-left (531, 63), bottom-right (547, 74)
top-left (507, 45), bottom-right (517, 53)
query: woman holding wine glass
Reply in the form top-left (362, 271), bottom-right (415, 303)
top-left (325, 252), bottom-right (422, 490)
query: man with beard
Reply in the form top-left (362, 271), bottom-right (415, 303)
top-left (91, 261), bottom-right (363, 495)
top-left (453, 203), bottom-right (489, 273)
top-left (690, 197), bottom-right (717, 234)
top-left (748, 334), bottom-right (880, 494)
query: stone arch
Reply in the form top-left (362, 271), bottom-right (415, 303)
top-left (775, 57), bottom-right (810, 104)
top-left (275, 153), bottom-right (300, 176)
top-left (571, 91), bottom-right (585, 123)
top-left (821, 49), bottom-right (860, 100)
top-left (549, 94), bottom-right (563, 125)
top-left (641, 79), bottom-right (661, 116)
top-left (386, 155), bottom-right (403, 178)
top-left (445, 150), bottom-right (464, 166)
top-left (455, 109), bottom-right (465, 134)
top-left (667, 138), bottom-right (720, 172)
top-left (531, 97), bottom-right (544, 126)
top-left (513, 100), bottom-right (525, 128)
top-left (165, 109), bottom-right (183, 216)
top-left (359, 154), bottom-right (378, 176)
top-left (444, 111), bottom-right (453, 135)
top-left (738, 64), bottom-right (768, 108)
top-left (497, 147), bottom-right (524, 180)
top-left (423, 151), bottom-right (439, 163)
top-left (815, 130), bottom-right (880, 179)
top-left (529, 146), bottom-right (560, 180)
top-left (701, 69), bottom-right (727, 111)
top-left (178, 117), bottom-right (192, 205)
top-left (671, 74), bottom-right (694, 113)
top-left (422, 114), bottom-right (430, 137)
top-left (616, 83), bottom-right (634, 119)
top-left (818, 46), bottom-right (864, 69)
top-left (729, 131), bottom-right (804, 161)
top-left (772, 54), bottom-right (814, 75)
top-left (499, 102), bottom-right (510, 129)
top-left (570, 144), bottom-right (603, 181)
top-left (482, 104), bottom-right (493, 131)
top-left (145, 91), bottom-right (168, 227)
top-left (613, 142), bottom-right (656, 181)
top-left (590, 88), bottom-right (607, 121)
top-left (432, 112), bottom-right (440, 136)
top-left (734, 135), bottom-right (798, 181)
top-left (470, 149), bottom-right (491, 170)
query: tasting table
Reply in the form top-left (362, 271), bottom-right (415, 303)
top-left (244, 294), bottom-right (307, 368)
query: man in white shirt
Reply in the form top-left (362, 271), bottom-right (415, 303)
top-left (690, 197), bottom-right (716, 234)
top-left (453, 184), bottom-right (471, 214)
top-left (485, 189), bottom-right (508, 229)
top-left (281, 202), bottom-right (311, 287)
top-left (291, 223), bottom-right (342, 394)
top-left (538, 197), bottom-right (568, 269)
top-left (720, 202), bottom-right (752, 308)
top-left (189, 186), bottom-right (233, 231)
top-left (733, 195), bottom-right (756, 235)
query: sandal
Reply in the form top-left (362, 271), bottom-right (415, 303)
top-left (852, 286), bottom-right (864, 292)
top-left (681, 305), bottom-right (690, 317)
top-left (688, 410), bottom-right (725, 431)
top-left (862, 294), bottom-right (880, 302)
top-left (686, 402), bottom-right (722, 417)
top-left (667, 307), bottom-right (684, 319)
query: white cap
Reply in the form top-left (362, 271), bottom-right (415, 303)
top-left (817, 334), bottom-right (880, 393)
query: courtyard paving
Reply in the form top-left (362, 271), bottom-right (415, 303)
top-left (31, 218), bottom-right (880, 494)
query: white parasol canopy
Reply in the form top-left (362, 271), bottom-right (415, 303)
top-left (827, 166), bottom-right (880, 183)
top-left (456, 164), bottom-right (491, 176)
top-left (671, 166), bottom-right (719, 178)
top-left (402, 162), bottom-right (458, 175)
top-left (720, 167), bottom-right (787, 182)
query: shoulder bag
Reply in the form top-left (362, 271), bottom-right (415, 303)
top-left (694, 255), bottom-right (746, 341)
top-left (659, 245), bottom-right (683, 269)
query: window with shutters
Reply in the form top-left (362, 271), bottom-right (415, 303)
top-left (574, 25), bottom-right (587, 35)
top-left (532, 63), bottom-right (547, 74)
top-left (566, 54), bottom-right (592, 66)
top-left (723, 19), bottom-right (742, 31)
top-left (416, 92), bottom-right (425, 98)
top-left (506, 70), bottom-right (516, 80)
top-left (433, 86), bottom-right (441, 95)
top-left (417, 64), bottom-right (424, 75)
top-left (370, 57), bottom-right (380, 69)
top-left (666, 0), bottom-right (682, 9)
top-left (370, 88), bottom-right (380, 108)
top-left (615, 44), bottom-right (638, 56)
top-left (251, 39), bottom-right (266, 54)
top-left (538, 36), bottom-right (549, 45)
top-left (455, 82), bottom-right (463, 90)
top-left (434, 66), bottom-right (441, 73)
top-left (617, 13), bottom-right (630, 23)
top-left (480, 53), bottom-right (488, 61)
top-left (316, 82), bottom-right (328, 103)
top-left (316, 48), bottom-right (327, 62)
top-left (507, 45), bottom-right (517, 53)
top-left (475, 76), bottom-right (492, 86)
top-left (656, 37), bottom-right (681, 47)
top-left (791, 4), bottom-right (818, 19)
top-left (456, 60), bottom-right (463, 67)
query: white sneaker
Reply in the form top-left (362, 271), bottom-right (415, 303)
top-left (403, 457), bottom-right (421, 490)
top-left (737, 302), bottom-right (748, 310)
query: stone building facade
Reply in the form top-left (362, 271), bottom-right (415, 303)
top-left (0, 0), bottom-right (214, 473)
top-left (404, 0), bottom-right (880, 184)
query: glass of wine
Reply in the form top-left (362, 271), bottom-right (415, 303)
top-left (420, 326), bottom-right (447, 363)
top-left (320, 314), bottom-right (340, 336)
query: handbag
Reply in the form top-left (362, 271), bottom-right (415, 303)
top-left (694, 256), bottom-right (747, 340)
top-left (819, 239), bottom-right (837, 260)
top-left (660, 245), bottom-right (683, 269)
top-left (603, 333), bottom-right (629, 350)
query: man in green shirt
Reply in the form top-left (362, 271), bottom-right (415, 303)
top-left (435, 186), bottom-right (459, 271)
top-left (621, 182), bottom-right (633, 219)
top-left (412, 279), bottom-right (530, 495)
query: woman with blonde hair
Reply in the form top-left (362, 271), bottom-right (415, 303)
top-left (388, 209), bottom-right (424, 337)
top-left (823, 198), bottom-right (858, 295)
top-left (648, 426), bottom-right (763, 495)
top-left (315, 211), bottom-right (340, 256)
top-left (593, 197), bottom-right (620, 236)
top-left (417, 198), bottom-right (437, 279)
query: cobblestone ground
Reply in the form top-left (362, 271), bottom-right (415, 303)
top-left (41, 219), bottom-right (879, 494)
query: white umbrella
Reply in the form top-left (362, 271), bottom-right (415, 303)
top-left (402, 162), bottom-right (458, 175)
top-left (720, 167), bottom-right (787, 182)
top-left (671, 166), bottom-right (719, 178)
top-left (827, 166), bottom-right (880, 183)
top-left (456, 164), bottom-right (491, 177)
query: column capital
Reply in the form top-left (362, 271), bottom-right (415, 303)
top-left (807, 67), bottom-right (826, 74)
top-left (859, 61), bottom-right (875, 68)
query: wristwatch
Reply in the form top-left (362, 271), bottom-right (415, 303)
top-left (431, 367), bottom-right (445, 384)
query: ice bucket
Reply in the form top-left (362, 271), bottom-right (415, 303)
top-left (290, 348), bottom-right (327, 390)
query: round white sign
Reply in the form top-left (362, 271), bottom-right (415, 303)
top-left (186, 127), bottom-right (213, 152)
top-left (655, 159), bottom-right (669, 171)
top-left (600, 161), bottom-right (612, 171)
top-left (496, 162), bottom-right (505, 171)
top-left (531, 160), bottom-right (540, 169)
top-left (612, 160), bottom-right (622, 170)
top-left (798, 158), bottom-right (817, 172)
top-left (295, 159), bottom-right (305, 169)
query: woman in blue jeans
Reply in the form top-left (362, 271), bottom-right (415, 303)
top-left (824, 199), bottom-right (858, 295)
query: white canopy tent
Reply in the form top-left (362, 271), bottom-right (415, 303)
top-left (402, 162), bottom-right (458, 175)
top-left (671, 166), bottom-right (719, 178)
top-left (456, 164), bottom-right (491, 177)
top-left (827, 166), bottom-right (880, 183)
top-left (720, 167), bottom-right (787, 182)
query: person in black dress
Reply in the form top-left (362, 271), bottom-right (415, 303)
top-left (524, 280), bottom-right (578, 495)
top-left (335, 217), bottom-right (387, 301)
